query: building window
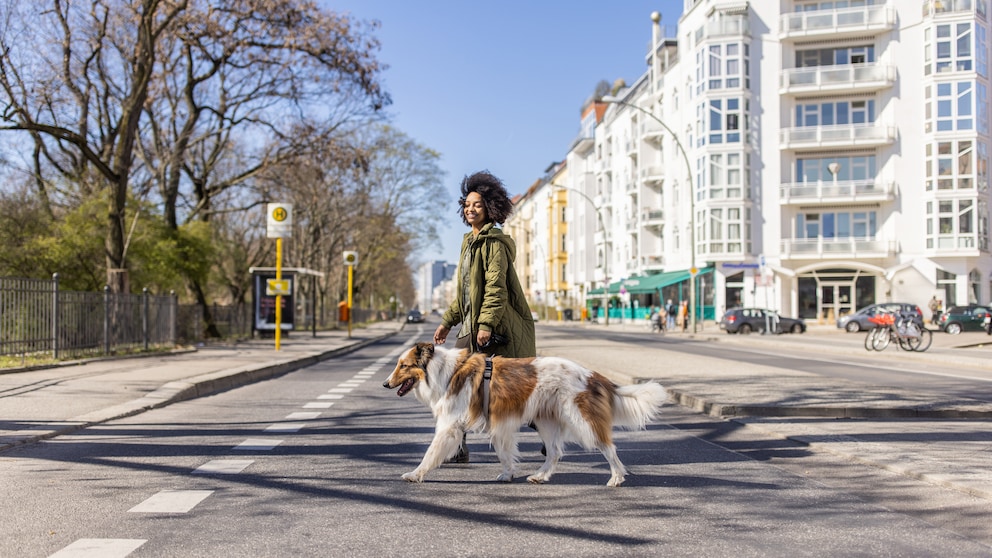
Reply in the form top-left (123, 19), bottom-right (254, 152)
top-left (935, 22), bottom-right (972, 74)
top-left (796, 45), bottom-right (875, 67)
top-left (705, 152), bottom-right (747, 199)
top-left (699, 206), bottom-right (745, 255)
top-left (928, 140), bottom-right (974, 190)
top-left (796, 155), bottom-right (876, 183)
top-left (929, 198), bottom-right (977, 249)
top-left (938, 269), bottom-right (957, 304)
top-left (936, 81), bottom-right (973, 131)
top-left (796, 211), bottom-right (877, 239)
top-left (705, 42), bottom-right (746, 90)
top-left (795, 99), bottom-right (876, 127)
top-left (707, 98), bottom-right (746, 144)
top-left (970, 269), bottom-right (982, 304)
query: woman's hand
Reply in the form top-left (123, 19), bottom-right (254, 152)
top-left (476, 330), bottom-right (491, 348)
top-left (433, 324), bottom-right (450, 345)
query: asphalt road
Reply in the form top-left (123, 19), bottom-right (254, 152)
top-left (2, 326), bottom-right (991, 557)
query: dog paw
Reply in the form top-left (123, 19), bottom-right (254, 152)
top-left (401, 471), bottom-right (423, 483)
top-left (606, 475), bottom-right (625, 487)
top-left (526, 474), bottom-right (548, 484)
top-left (495, 472), bottom-right (514, 483)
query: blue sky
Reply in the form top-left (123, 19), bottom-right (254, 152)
top-left (325, 0), bottom-right (684, 264)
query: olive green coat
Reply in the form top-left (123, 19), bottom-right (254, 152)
top-left (441, 223), bottom-right (537, 357)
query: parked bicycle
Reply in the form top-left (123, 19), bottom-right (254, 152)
top-left (864, 311), bottom-right (932, 352)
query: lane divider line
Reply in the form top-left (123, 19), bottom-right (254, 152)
top-left (128, 490), bottom-right (214, 514)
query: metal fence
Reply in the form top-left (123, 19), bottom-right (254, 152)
top-left (1, 274), bottom-right (382, 361)
top-left (0, 275), bottom-right (178, 360)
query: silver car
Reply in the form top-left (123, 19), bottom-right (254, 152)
top-left (836, 302), bottom-right (924, 333)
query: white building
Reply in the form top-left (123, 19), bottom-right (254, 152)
top-left (529, 0), bottom-right (992, 325)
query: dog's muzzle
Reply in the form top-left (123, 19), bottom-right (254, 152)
top-left (383, 378), bottom-right (416, 397)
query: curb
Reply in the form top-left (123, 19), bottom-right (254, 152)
top-left (0, 330), bottom-right (398, 454)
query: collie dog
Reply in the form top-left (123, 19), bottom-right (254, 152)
top-left (382, 343), bottom-right (667, 487)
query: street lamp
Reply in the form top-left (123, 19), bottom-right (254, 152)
top-left (602, 95), bottom-right (698, 332)
top-left (551, 183), bottom-right (611, 326)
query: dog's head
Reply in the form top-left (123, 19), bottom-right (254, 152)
top-left (382, 342), bottom-right (434, 397)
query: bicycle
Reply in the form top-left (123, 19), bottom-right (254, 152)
top-left (864, 312), bottom-right (932, 352)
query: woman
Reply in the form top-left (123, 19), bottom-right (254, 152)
top-left (433, 170), bottom-right (536, 358)
top-left (433, 170), bottom-right (537, 463)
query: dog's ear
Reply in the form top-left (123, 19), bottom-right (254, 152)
top-left (414, 342), bottom-right (434, 366)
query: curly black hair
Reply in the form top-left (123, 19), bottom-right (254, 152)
top-left (457, 170), bottom-right (515, 226)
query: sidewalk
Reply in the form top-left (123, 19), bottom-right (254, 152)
top-left (0, 321), bottom-right (403, 452)
top-left (2, 318), bottom-right (991, 500)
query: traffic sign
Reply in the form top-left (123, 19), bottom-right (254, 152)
top-left (343, 251), bottom-right (359, 265)
top-left (266, 279), bottom-right (291, 296)
top-left (266, 203), bottom-right (293, 238)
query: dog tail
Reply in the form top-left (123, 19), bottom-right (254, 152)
top-left (612, 382), bottom-right (668, 429)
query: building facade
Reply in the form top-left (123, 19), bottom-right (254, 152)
top-left (515, 0), bottom-right (992, 324)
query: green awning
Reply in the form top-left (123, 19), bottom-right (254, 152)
top-left (587, 267), bottom-right (713, 295)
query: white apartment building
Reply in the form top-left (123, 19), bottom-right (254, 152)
top-left (531, 0), bottom-right (992, 324)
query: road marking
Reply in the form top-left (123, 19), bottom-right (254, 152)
top-left (354, 372), bottom-right (375, 378)
top-left (317, 394), bottom-right (344, 400)
top-left (286, 412), bottom-right (321, 420)
top-left (49, 538), bottom-right (146, 557)
top-left (128, 490), bottom-right (213, 513)
top-left (303, 402), bottom-right (334, 409)
top-left (328, 387), bottom-right (353, 393)
top-left (193, 459), bottom-right (254, 474)
top-left (234, 438), bottom-right (283, 451)
top-left (341, 380), bottom-right (364, 386)
top-left (265, 423), bottom-right (305, 433)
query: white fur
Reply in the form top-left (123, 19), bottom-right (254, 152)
top-left (384, 344), bottom-right (667, 487)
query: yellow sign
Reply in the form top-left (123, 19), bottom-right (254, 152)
top-left (690, 267), bottom-right (698, 275)
top-left (266, 279), bottom-right (291, 296)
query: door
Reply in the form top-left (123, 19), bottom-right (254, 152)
top-left (819, 283), bottom-right (854, 323)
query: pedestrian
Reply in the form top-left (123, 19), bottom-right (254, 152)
top-left (679, 300), bottom-right (689, 333)
top-left (928, 295), bottom-right (941, 326)
top-left (433, 170), bottom-right (537, 463)
top-left (649, 306), bottom-right (663, 333)
top-left (665, 299), bottom-right (676, 330)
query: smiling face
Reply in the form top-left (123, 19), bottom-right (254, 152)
top-left (463, 191), bottom-right (488, 233)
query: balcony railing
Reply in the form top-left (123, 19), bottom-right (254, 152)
top-left (781, 237), bottom-right (895, 258)
top-left (640, 165), bottom-right (665, 184)
top-left (780, 5), bottom-right (895, 39)
top-left (642, 209), bottom-right (664, 225)
top-left (780, 123), bottom-right (896, 149)
top-left (923, 0), bottom-right (988, 19)
top-left (641, 254), bottom-right (664, 270)
top-left (780, 63), bottom-right (896, 95)
top-left (779, 179), bottom-right (895, 204)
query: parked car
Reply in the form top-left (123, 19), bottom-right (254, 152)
top-left (406, 309), bottom-right (425, 323)
top-left (836, 302), bottom-right (924, 333)
top-left (937, 304), bottom-right (992, 334)
top-left (719, 307), bottom-right (806, 334)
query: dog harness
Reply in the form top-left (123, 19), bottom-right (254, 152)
top-left (482, 356), bottom-right (493, 419)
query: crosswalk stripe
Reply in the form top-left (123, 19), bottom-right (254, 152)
top-left (303, 402), bottom-right (334, 408)
top-left (317, 394), bottom-right (344, 400)
top-left (193, 460), bottom-right (254, 474)
top-left (328, 387), bottom-right (353, 393)
top-left (233, 439), bottom-right (283, 451)
top-left (128, 490), bottom-right (213, 513)
top-left (49, 538), bottom-right (146, 558)
top-left (286, 412), bottom-right (321, 420)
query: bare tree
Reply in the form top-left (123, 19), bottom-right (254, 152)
top-left (0, 0), bottom-right (188, 291)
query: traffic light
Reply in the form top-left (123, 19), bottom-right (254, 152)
top-left (343, 251), bottom-right (358, 265)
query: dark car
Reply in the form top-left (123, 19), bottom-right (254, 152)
top-left (719, 307), bottom-right (806, 334)
top-left (406, 309), bottom-right (425, 323)
top-left (937, 304), bottom-right (992, 334)
top-left (836, 302), bottom-right (924, 333)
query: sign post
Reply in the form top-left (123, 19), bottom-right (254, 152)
top-left (267, 203), bottom-right (293, 350)
top-left (343, 251), bottom-right (358, 338)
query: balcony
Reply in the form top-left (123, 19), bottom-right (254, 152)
top-left (780, 5), bottom-right (895, 41)
top-left (626, 217), bottom-right (638, 232)
top-left (779, 179), bottom-right (895, 205)
top-left (641, 254), bottom-right (664, 271)
top-left (780, 64), bottom-right (896, 96)
top-left (642, 208), bottom-right (664, 229)
top-left (570, 132), bottom-right (594, 155)
top-left (780, 237), bottom-right (896, 259)
top-left (626, 181), bottom-right (639, 194)
top-left (923, 0), bottom-right (988, 18)
top-left (640, 119), bottom-right (666, 145)
top-left (780, 123), bottom-right (896, 150)
top-left (696, 14), bottom-right (750, 42)
top-left (625, 139), bottom-right (638, 156)
top-left (640, 165), bottom-right (665, 187)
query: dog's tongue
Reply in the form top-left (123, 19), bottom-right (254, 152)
top-left (397, 378), bottom-right (415, 397)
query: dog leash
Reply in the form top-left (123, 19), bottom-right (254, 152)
top-left (482, 356), bottom-right (493, 419)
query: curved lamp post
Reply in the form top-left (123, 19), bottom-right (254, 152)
top-left (601, 95), bottom-right (698, 333)
top-left (551, 183), bottom-right (611, 326)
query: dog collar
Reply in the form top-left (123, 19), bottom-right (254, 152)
top-left (482, 357), bottom-right (493, 419)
